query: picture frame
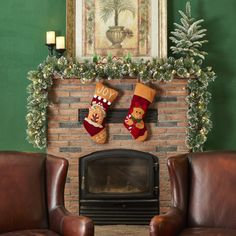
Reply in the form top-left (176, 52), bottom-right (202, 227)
top-left (66, 0), bottom-right (167, 60)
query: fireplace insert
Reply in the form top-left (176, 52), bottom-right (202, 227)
top-left (79, 149), bottom-right (159, 225)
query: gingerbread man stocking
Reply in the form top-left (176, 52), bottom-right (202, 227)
top-left (83, 82), bottom-right (118, 144)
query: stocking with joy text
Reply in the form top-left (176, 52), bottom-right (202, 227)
top-left (83, 82), bottom-right (118, 144)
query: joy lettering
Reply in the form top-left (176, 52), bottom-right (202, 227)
top-left (97, 86), bottom-right (115, 99)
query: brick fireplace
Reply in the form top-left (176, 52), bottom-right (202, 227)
top-left (47, 78), bottom-right (189, 215)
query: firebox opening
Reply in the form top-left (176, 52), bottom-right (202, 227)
top-left (79, 149), bottom-right (159, 225)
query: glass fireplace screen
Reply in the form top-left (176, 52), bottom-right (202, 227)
top-left (86, 157), bottom-right (150, 194)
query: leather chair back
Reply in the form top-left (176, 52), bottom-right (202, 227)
top-left (188, 152), bottom-right (236, 228)
top-left (0, 152), bottom-right (48, 233)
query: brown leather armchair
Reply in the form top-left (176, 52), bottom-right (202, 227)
top-left (150, 151), bottom-right (236, 236)
top-left (0, 151), bottom-right (94, 236)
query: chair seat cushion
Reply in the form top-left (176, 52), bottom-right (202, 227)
top-left (179, 228), bottom-right (236, 236)
top-left (0, 229), bottom-right (60, 236)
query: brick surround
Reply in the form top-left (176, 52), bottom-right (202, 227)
top-left (47, 78), bottom-right (189, 215)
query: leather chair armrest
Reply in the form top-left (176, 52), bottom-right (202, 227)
top-left (49, 206), bottom-right (94, 236)
top-left (149, 207), bottom-right (186, 236)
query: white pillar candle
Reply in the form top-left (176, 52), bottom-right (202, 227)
top-left (46, 31), bottom-right (56, 44)
top-left (56, 36), bottom-right (65, 49)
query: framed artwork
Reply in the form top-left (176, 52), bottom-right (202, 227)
top-left (66, 0), bottom-right (167, 60)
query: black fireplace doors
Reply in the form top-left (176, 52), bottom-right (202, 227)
top-left (79, 149), bottom-right (159, 225)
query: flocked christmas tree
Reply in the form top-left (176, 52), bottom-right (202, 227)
top-left (170, 1), bottom-right (208, 60)
top-left (170, 1), bottom-right (216, 152)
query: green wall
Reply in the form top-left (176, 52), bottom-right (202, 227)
top-left (0, 0), bottom-right (65, 151)
top-left (169, 0), bottom-right (236, 150)
top-left (0, 0), bottom-right (236, 151)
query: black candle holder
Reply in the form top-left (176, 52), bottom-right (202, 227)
top-left (45, 43), bottom-right (56, 56)
top-left (56, 49), bottom-right (66, 58)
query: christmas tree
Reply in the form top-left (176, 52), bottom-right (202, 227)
top-left (170, 1), bottom-right (208, 60)
top-left (169, 1), bottom-right (216, 152)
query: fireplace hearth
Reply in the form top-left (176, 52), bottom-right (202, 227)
top-left (79, 149), bottom-right (159, 225)
top-left (47, 78), bottom-right (189, 214)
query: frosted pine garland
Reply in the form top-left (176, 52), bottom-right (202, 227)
top-left (26, 2), bottom-right (216, 151)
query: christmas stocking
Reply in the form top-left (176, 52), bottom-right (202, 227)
top-left (124, 83), bottom-right (156, 142)
top-left (84, 82), bottom-right (118, 144)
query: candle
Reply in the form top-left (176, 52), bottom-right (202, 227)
top-left (46, 31), bottom-right (56, 44)
top-left (56, 36), bottom-right (65, 49)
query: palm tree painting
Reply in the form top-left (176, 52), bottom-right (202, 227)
top-left (99, 0), bottom-right (136, 48)
top-left (83, 0), bottom-right (150, 57)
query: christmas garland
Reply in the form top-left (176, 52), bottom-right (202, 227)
top-left (26, 2), bottom-right (216, 151)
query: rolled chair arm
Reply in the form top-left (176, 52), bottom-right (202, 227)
top-left (149, 207), bottom-right (185, 236)
top-left (49, 206), bottom-right (94, 236)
